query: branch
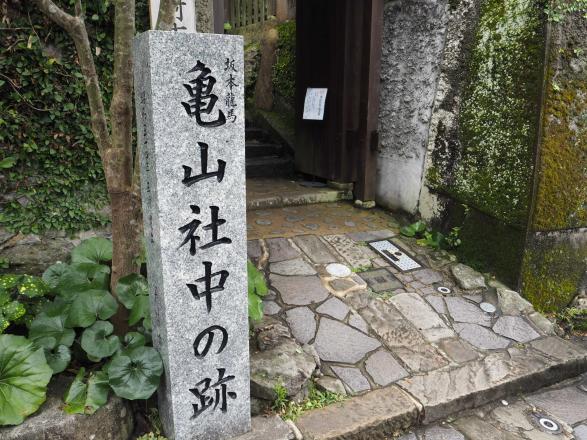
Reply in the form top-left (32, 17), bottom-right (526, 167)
top-left (34, 0), bottom-right (111, 154)
top-left (156, 0), bottom-right (177, 30)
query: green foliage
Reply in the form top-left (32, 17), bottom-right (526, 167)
top-left (0, 238), bottom-right (163, 426)
top-left (400, 221), bottom-right (461, 250)
top-left (0, 1), bottom-right (150, 234)
top-left (272, 20), bottom-right (296, 103)
top-left (0, 334), bottom-right (53, 425)
top-left (248, 260), bottom-right (268, 322)
top-left (556, 307), bottom-right (587, 333)
top-left (0, 274), bottom-right (51, 333)
top-left (546, 0), bottom-right (587, 21)
top-left (273, 382), bottom-right (346, 421)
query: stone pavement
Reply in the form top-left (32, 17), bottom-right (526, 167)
top-left (247, 201), bottom-right (587, 439)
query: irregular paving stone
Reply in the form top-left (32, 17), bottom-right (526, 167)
top-left (530, 336), bottom-right (587, 361)
top-left (451, 263), bottom-right (487, 290)
top-left (426, 295), bottom-right (447, 314)
top-left (574, 425), bottom-right (587, 440)
top-left (438, 338), bottom-right (478, 363)
top-left (253, 317), bottom-right (292, 351)
top-left (314, 318), bottom-right (381, 363)
top-left (496, 288), bottom-right (534, 316)
top-left (285, 307), bottom-right (317, 344)
top-left (397, 433), bottom-right (418, 440)
top-left (445, 297), bottom-right (492, 327)
top-left (247, 240), bottom-right (263, 262)
top-left (262, 300), bottom-right (281, 316)
top-left (417, 424), bottom-right (465, 440)
top-left (316, 297), bottom-right (349, 320)
top-left (0, 376), bottom-right (133, 440)
top-left (359, 268), bottom-right (403, 292)
top-left (412, 268), bottom-right (444, 284)
top-left (329, 278), bottom-right (356, 292)
top-left (454, 323), bottom-right (511, 350)
top-left (528, 312), bottom-right (555, 335)
top-left (292, 235), bottom-right (338, 264)
top-left (270, 258), bottom-right (317, 276)
top-left (331, 366), bottom-right (371, 393)
top-left (390, 292), bottom-right (448, 331)
top-left (348, 312), bottom-right (369, 333)
top-left (491, 400), bottom-right (536, 432)
top-left (453, 415), bottom-right (523, 440)
top-left (398, 345), bottom-right (585, 424)
top-left (270, 275), bottom-right (329, 306)
top-left (315, 375), bottom-right (347, 395)
top-left (250, 338), bottom-right (317, 400)
top-left (266, 237), bottom-right (301, 262)
top-left (463, 294), bottom-right (483, 303)
top-left (365, 350), bottom-right (409, 386)
top-left (322, 234), bottom-right (376, 268)
top-left (234, 415), bottom-right (293, 440)
top-left (492, 316), bottom-right (541, 343)
top-left (527, 385), bottom-right (587, 425)
top-left (295, 386), bottom-right (419, 440)
top-left (394, 344), bottom-right (449, 373)
top-left (347, 229), bottom-right (396, 242)
top-left (345, 289), bottom-right (373, 311)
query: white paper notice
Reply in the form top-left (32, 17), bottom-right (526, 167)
top-left (303, 88), bottom-right (328, 120)
top-left (150, 0), bottom-right (196, 32)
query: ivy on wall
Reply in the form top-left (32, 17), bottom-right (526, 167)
top-left (0, 0), bottom-right (148, 235)
top-left (272, 20), bottom-right (296, 104)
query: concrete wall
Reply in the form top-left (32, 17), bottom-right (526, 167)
top-left (376, 0), bottom-right (449, 214)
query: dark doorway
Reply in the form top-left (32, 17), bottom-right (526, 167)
top-left (295, 0), bottom-right (384, 201)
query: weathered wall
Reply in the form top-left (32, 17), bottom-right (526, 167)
top-left (197, 0), bottom-right (215, 33)
top-left (521, 11), bottom-right (587, 312)
top-left (376, 0), bottom-right (449, 213)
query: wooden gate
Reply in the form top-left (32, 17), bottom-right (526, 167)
top-left (227, 0), bottom-right (275, 28)
top-left (295, 0), bottom-right (384, 201)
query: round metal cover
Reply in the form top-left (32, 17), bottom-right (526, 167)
top-left (326, 263), bottom-right (352, 278)
top-left (530, 412), bottom-right (562, 434)
top-left (437, 286), bottom-right (451, 294)
top-left (480, 302), bottom-right (497, 313)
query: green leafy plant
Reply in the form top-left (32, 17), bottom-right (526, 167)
top-left (248, 260), bottom-right (268, 322)
top-left (273, 382), bottom-right (346, 421)
top-left (0, 274), bottom-right (51, 333)
top-left (0, 334), bottom-right (53, 425)
top-left (400, 220), bottom-right (427, 237)
top-left (556, 307), bottom-right (587, 333)
top-left (272, 20), bottom-right (296, 103)
top-left (0, 238), bottom-right (163, 426)
top-left (400, 221), bottom-right (462, 250)
top-left (546, 0), bottom-right (587, 22)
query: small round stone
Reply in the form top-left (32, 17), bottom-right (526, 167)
top-left (326, 263), bottom-right (352, 278)
top-left (480, 302), bottom-right (497, 313)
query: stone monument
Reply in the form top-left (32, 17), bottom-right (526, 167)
top-left (133, 31), bottom-right (249, 440)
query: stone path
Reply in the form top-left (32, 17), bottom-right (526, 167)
top-left (247, 201), bottom-right (587, 439)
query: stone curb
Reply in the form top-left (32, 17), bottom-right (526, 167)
top-left (246, 189), bottom-right (353, 211)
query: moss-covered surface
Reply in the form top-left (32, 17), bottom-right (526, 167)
top-left (443, 203), bottom-right (526, 287)
top-left (521, 231), bottom-right (587, 312)
top-left (272, 20), bottom-right (296, 104)
top-left (428, 0), bottom-right (545, 227)
top-left (531, 13), bottom-right (587, 231)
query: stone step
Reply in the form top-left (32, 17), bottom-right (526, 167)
top-left (246, 155), bottom-right (294, 178)
top-left (293, 336), bottom-right (587, 439)
top-left (245, 141), bottom-right (284, 158)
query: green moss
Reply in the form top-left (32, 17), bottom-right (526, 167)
top-left (521, 235), bottom-right (587, 312)
top-left (532, 16), bottom-right (587, 230)
top-left (431, 0), bottom-right (545, 227)
top-left (272, 21), bottom-right (296, 103)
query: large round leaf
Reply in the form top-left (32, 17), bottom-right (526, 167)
top-left (66, 289), bottom-right (118, 328)
top-left (17, 275), bottom-right (49, 298)
top-left (81, 321), bottom-right (120, 360)
top-left (29, 312), bottom-right (75, 348)
top-left (121, 332), bottom-right (146, 351)
top-left (107, 346), bottom-right (163, 400)
top-left (63, 368), bottom-right (110, 415)
top-left (44, 345), bottom-right (71, 374)
top-left (42, 262), bottom-right (69, 289)
top-left (115, 274), bottom-right (150, 326)
top-left (55, 263), bottom-right (110, 301)
top-left (71, 238), bottom-right (113, 264)
top-left (0, 335), bottom-right (53, 426)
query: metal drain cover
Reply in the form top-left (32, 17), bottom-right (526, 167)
top-left (530, 412), bottom-right (562, 434)
top-left (437, 286), bottom-right (452, 294)
top-left (368, 240), bottom-right (422, 272)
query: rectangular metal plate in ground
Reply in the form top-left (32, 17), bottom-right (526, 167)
top-left (358, 268), bottom-right (404, 292)
top-left (368, 240), bottom-right (422, 272)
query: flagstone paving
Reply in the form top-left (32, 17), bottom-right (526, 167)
top-left (247, 201), bottom-right (587, 439)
